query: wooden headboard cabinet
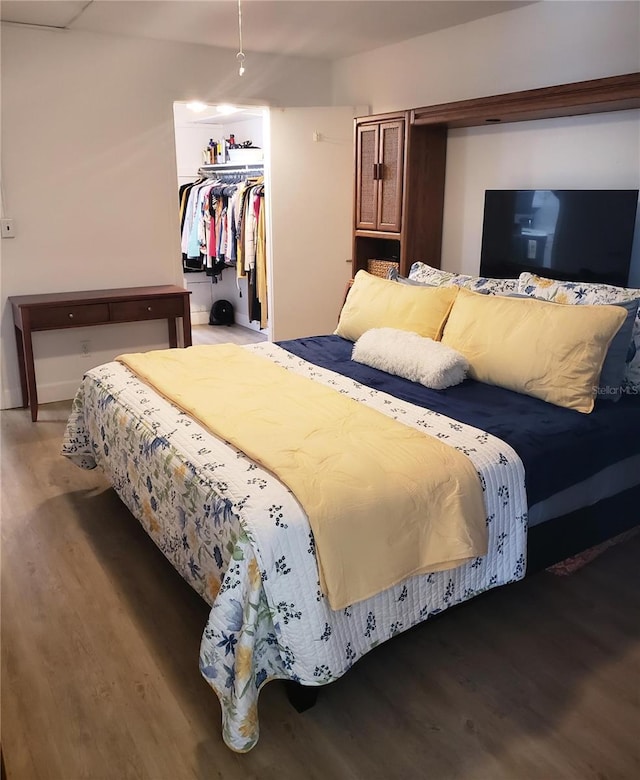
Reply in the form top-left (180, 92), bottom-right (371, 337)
top-left (352, 72), bottom-right (640, 279)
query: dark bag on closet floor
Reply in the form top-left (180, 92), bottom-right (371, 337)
top-left (209, 300), bottom-right (235, 326)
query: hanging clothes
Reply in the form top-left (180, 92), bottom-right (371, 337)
top-left (179, 178), bottom-right (205, 271)
top-left (256, 189), bottom-right (268, 329)
top-left (178, 170), bottom-right (268, 326)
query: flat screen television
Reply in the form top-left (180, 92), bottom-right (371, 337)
top-left (480, 189), bottom-right (638, 287)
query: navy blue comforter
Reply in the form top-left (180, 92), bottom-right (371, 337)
top-left (279, 335), bottom-right (640, 508)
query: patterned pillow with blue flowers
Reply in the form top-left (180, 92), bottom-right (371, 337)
top-left (518, 272), bottom-right (640, 392)
top-left (407, 261), bottom-right (518, 296)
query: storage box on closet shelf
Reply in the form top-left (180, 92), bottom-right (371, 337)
top-left (227, 147), bottom-right (263, 164)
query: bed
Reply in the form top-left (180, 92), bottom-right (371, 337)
top-left (61, 267), bottom-right (640, 752)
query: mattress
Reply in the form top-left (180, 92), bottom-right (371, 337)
top-left (281, 335), bottom-right (640, 526)
top-left (62, 341), bottom-right (527, 752)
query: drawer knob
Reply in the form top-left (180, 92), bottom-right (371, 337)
top-left (68, 313), bottom-right (74, 319)
top-left (147, 306), bottom-right (152, 312)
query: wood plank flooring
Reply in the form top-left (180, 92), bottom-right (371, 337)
top-left (191, 323), bottom-right (267, 347)
top-left (1, 399), bottom-right (639, 779)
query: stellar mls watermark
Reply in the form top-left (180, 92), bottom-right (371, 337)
top-left (594, 385), bottom-right (639, 397)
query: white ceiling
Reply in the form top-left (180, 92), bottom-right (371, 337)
top-left (0, 0), bottom-right (535, 60)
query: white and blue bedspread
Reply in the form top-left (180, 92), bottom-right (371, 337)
top-left (61, 342), bottom-right (527, 752)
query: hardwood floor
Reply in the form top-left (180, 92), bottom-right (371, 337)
top-left (2, 401), bottom-right (639, 779)
top-left (191, 323), bottom-right (267, 347)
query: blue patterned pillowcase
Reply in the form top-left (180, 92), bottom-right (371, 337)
top-left (407, 261), bottom-right (518, 296)
top-left (518, 272), bottom-right (640, 394)
top-left (386, 267), bottom-right (436, 287)
top-left (599, 300), bottom-right (640, 400)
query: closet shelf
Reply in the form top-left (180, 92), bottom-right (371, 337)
top-left (199, 163), bottom-right (264, 173)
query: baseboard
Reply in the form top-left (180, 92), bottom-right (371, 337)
top-left (234, 312), bottom-right (261, 331)
top-left (191, 310), bottom-right (264, 332)
top-left (1, 386), bottom-right (23, 410)
top-left (1, 379), bottom-right (81, 410)
top-left (191, 310), bottom-right (210, 325)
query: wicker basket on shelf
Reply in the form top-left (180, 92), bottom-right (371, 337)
top-left (366, 259), bottom-right (398, 278)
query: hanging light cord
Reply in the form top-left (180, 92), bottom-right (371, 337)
top-left (236, 0), bottom-right (246, 76)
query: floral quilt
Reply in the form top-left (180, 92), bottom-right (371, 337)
top-left (61, 342), bottom-right (527, 752)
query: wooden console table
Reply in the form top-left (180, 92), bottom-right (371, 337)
top-left (9, 285), bottom-right (192, 421)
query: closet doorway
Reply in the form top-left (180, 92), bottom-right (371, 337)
top-left (174, 101), bottom-right (269, 344)
top-left (175, 102), bottom-right (355, 345)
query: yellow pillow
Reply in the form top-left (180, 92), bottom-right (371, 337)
top-left (440, 288), bottom-right (626, 413)
top-left (335, 270), bottom-right (457, 342)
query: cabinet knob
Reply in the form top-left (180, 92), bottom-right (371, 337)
top-left (68, 313), bottom-right (74, 319)
top-left (147, 306), bottom-right (152, 312)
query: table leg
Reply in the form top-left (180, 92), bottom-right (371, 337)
top-left (168, 318), bottom-right (178, 349)
top-left (14, 325), bottom-right (28, 409)
top-left (21, 323), bottom-right (38, 422)
top-left (182, 302), bottom-right (192, 347)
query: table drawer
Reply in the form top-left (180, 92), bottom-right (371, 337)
top-left (29, 303), bottom-right (110, 329)
top-left (110, 297), bottom-right (184, 322)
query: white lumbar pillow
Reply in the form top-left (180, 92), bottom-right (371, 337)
top-left (352, 327), bottom-right (469, 390)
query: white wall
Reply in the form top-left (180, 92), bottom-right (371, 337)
top-left (333, 2), bottom-right (640, 111)
top-left (444, 111), bottom-right (640, 281)
top-left (174, 107), bottom-right (264, 182)
top-left (174, 119), bottom-right (224, 184)
top-left (333, 1), bottom-right (640, 277)
top-left (0, 24), bottom-right (331, 408)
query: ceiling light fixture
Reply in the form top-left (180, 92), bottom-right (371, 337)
top-left (186, 101), bottom-right (208, 113)
top-left (216, 104), bottom-right (238, 116)
top-left (236, 0), bottom-right (246, 76)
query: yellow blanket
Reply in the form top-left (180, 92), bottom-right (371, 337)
top-left (117, 345), bottom-right (487, 609)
